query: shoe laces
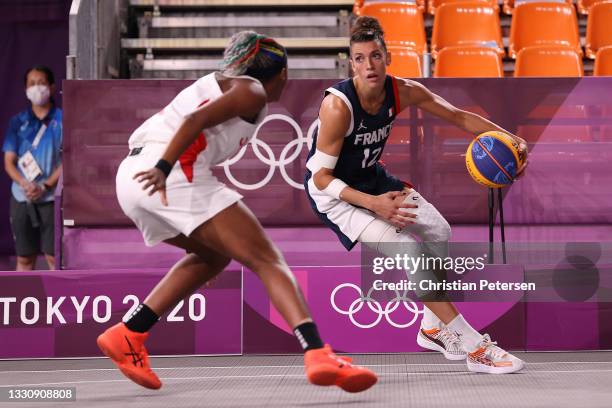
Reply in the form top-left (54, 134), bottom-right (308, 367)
top-left (480, 334), bottom-right (507, 360)
top-left (324, 345), bottom-right (354, 367)
top-left (439, 328), bottom-right (461, 347)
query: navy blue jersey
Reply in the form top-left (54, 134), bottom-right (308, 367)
top-left (304, 76), bottom-right (411, 251)
top-left (305, 75), bottom-right (405, 195)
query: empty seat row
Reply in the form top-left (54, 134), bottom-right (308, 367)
top-left (355, 0), bottom-right (611, 15)
top-left (500, 0), bottom-right (606, 15)
top-left (357, 2), bottom-right (612, 59)
top-left (388, 44), bottom-right (612, 77)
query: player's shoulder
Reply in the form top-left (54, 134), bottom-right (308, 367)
top-left (231, 76), bottom-right (266, 99)
top-left (219, 75), bottom-right (267, 114)
top-left (393, 77), bottom-right (426, 92)
top-left (321, 79), bottom-right (354, 114)
top-left (320, 92), bottom-right (351, 121)
top-left (212, 72), bottom-right (267, 103)
top-left (392, 77), bottom-right (431, 106)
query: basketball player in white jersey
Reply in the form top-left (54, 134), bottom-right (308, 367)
top-left (305, 17), bottom-right (529, 374)
top-left (97, 32), bottom-right (377, 393)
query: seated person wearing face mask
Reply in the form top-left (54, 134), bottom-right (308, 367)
top-left (2, 66), bottom-right (62, 271)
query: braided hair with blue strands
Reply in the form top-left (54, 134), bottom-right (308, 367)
top-left (222, 31), bottom-right (288, 82)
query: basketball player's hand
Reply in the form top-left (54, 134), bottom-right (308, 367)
top-left (134, 168), bottom-right (168, 206)
top-left (371, 191), bottom-right (417, 229)
top-left (515, 137), bottom-right (529, 179)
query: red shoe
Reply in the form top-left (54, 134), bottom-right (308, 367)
top-left (96, 323), bottom-right (162, 390)
top-left (304, 344), bottom-right (377, 393)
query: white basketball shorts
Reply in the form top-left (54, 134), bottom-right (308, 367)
top-left (116, 143), bottom-right (242, 246)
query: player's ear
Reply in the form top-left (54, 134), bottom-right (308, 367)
top-left (349, 54), bottom-right (355, 73)
top-left (386, 50), bottom-right (392, 66)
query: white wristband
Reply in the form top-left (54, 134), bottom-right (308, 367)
top-left (306, 149), bottom-right (339, 173)
top-left (323, 178), bottom-right (348, 200)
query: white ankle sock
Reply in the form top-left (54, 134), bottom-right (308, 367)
top-left (421, 307), bottom-right (442, 329)
top-left (445, 314), bottom-right (483, 352)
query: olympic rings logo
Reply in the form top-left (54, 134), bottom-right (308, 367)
top-left (221, 114), bottom-right (319, 190)
top-left (330, 283), bottom-right (424, 329)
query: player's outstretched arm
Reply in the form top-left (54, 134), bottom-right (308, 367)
top-left (396, 78), bottom-right (529, 176)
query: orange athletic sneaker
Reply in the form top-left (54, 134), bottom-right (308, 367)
top-left (304, 344), bottom-right (377, 393)
top-left (96, 322), bottom-right (162, 389)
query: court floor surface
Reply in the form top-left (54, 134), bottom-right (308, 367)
top-left (1, 351), bottom-right (611, 407)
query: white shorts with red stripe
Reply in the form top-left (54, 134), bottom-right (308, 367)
top-left (116, 143), bottom-right (242, 246)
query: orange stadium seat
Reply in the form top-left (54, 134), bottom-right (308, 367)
top-left (387, 46), bottom-right (422, 77)
top-left (431, 2), bottom-right (504, 58)
top-left (428, 0), bottom-right (498, 15)
top-left (594, 46), bottom-right (612, 75)
top-left (508, 2), bottom-right (581, 58)
top-left (514, 45), bottom-right (583, 77)
top-left (577, 0), bottom-right (608, 15)
top-left (354, 0), bottom-right (364, 14)
top-left (360, 2), bottom-right (427, 54)
top-left (434, 46), bottom-right (503, 77)
top-left (503, 0), bottom-right (572, 15)
top-left (585, 1), bottom-right (612, 58)
top-left (354, 0), bottom-right (426, 15)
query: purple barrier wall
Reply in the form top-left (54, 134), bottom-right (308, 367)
top-left (0, 0), bottom-right (70, 256)
top-left (61, 77), bottom-right (612, 229)
top-left (0, 268), bottom-right (242, 358)
top-left (56, 78), bottom-right (612, 353)
top-left (243, 265), bottom-right (526, 354)
top-left (243, 262), bottom-right (612, 353)
top-left (1, 263), bottom-right (609, 357)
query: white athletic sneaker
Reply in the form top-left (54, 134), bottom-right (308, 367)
top-left (466, 334), bottom-right (524, 374)
top-left (417, 326), bottom-right (467, 361)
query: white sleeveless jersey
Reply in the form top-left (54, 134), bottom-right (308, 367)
top-left (128, 72), bottom-right (267, 167)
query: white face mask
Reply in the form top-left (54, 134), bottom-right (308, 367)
top-left (26, 85), bottom-right (51, 106)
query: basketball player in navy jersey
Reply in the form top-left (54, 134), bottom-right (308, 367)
top-left (305, 17), bottom-right (529, 374)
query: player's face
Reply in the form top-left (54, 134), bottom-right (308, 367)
top-left (350, 41), bottom-right (389, 88)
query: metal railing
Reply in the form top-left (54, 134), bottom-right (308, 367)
top-left (67, 0), bottom-right (124, 79)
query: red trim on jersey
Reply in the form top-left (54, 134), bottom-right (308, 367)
top-left (179, 132), bottom-right (207, 183)
top-left (178, 99), bottom-right (210, 183)
top-left (391, 76), bottom-right (401, 116)
top-left (402, 180), bottom-right (415, 189)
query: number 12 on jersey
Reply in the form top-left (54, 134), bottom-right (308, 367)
top-left (362, 147), bottom-right (382, 168)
